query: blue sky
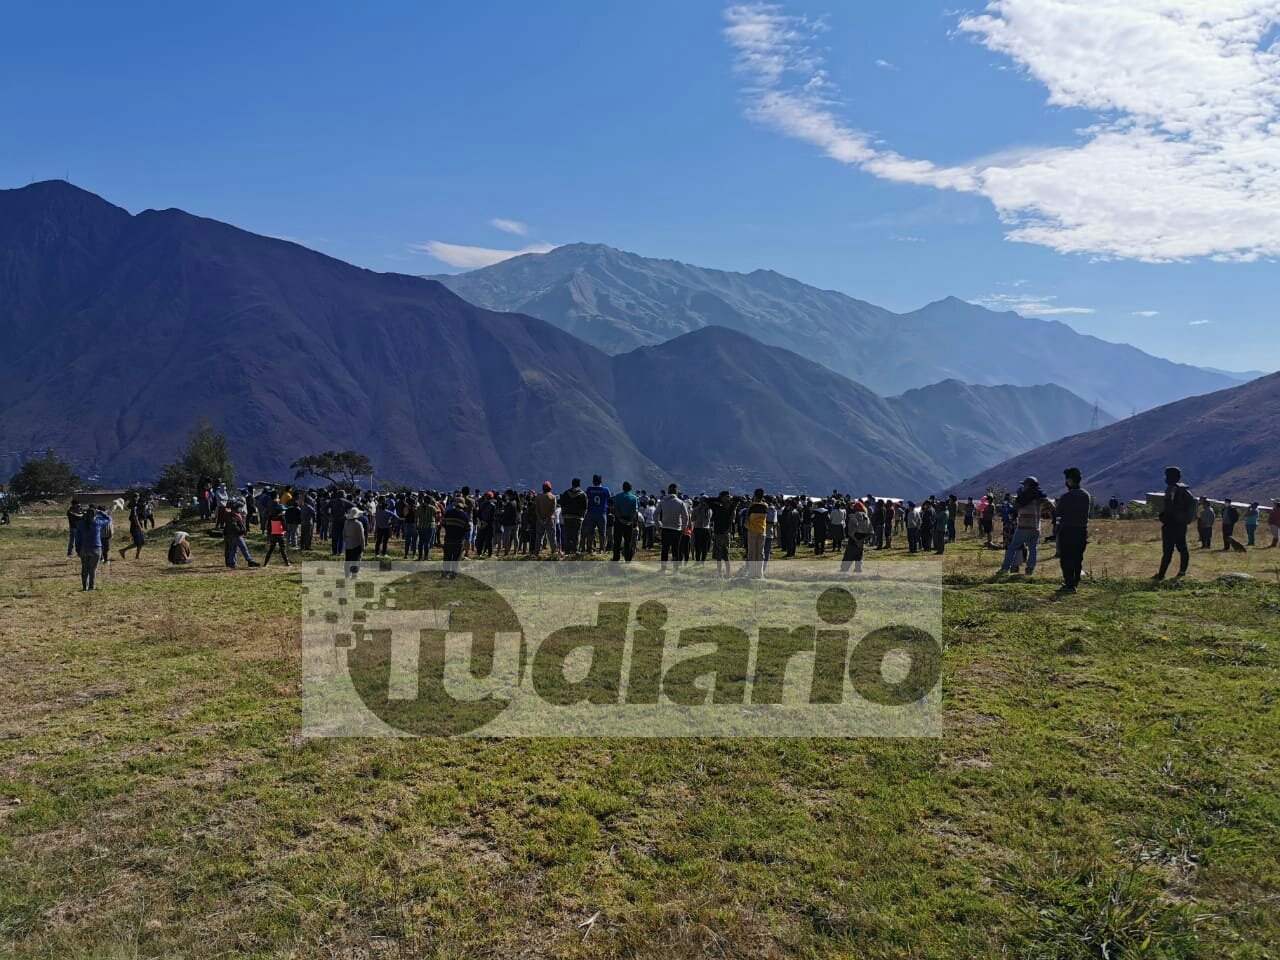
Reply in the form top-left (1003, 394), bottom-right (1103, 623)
top-left (3, 0), bottom-right (1277, 371)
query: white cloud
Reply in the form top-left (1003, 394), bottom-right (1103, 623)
top-left (1132, 310), bottom-right (1161, 317)
top-left (972, 292), bottom-right (1095, 316)
top-left (411, 240), bottom-right (556, 269)
top-left (1189, 319), bottom-right (1213, 326)
top-left (890, 234), bottom-right (925, 242)
top-left (874, 58), bottom-right (898, 70)
top-left (488, 218), bottom-right (529, 236)
top-left (724, 1), bottom-right (1280, 262)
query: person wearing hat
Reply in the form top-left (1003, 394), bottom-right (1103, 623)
top-left (999, 476), bottom-right (1050, 575)
top-left (1054, 467), bottom-right (1092, 593)
top-left (1154, 466), bottom-right (1196, 579)
top-left (342, 506), bottom-right (367, 578)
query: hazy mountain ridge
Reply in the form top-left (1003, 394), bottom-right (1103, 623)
top-left (434, 245), bottom-right (1243, 415)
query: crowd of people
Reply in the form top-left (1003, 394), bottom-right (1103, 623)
top-left (58, 468), bottom-right (1279, 593)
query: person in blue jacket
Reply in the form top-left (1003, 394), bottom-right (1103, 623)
top-left (75, 505), bottom-right (111, 590)
top-left (583, 474), bottom-right (611, 553)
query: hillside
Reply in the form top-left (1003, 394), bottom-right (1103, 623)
top-left (434, 245), bottom-right (1240, 415)
top-left (6, 181), bottom-right (1074, 493)
top-left (0, 182), bottom-right (660, 488)
top-left (959, 371), bottom-right (1280, 502)
top-left (611, 327), bottom-right (950, 493)
top-left (891, 380), bottom-right (1115, 482)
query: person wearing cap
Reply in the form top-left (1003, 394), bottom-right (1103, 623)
top-left (440, 497), bottom-right (471, 577)
top-left (533, 481), bottom-right (558, 558)
top-left (1154, 466), bottom-right (1196, 579)
top-left (999, 476), bottom-right (1050, 575)
top-left (1054, 467), bottom-right (1092, 593)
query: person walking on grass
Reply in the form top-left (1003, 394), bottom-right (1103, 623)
top-left (262, 499), bottom-right (292, 567)
top-left (1153, 466), bottom-right (1196, 580)
top-left (1055, 467), bottom-right (1091, 594)
top-left (1220, 496), bottom-right (1246, 552)
top-left (75, 505), bottom-right (111, 591)
top-left (223, 502), bottom-right (258, 569)
top-left (999, 477), bottom-right (1050, 575)
top-left (119, 499), bottom-right (146, 560)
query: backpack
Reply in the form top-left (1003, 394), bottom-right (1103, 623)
top-left (1172, 486), bottom-right (1198, 526)
top-left (848, 511), bottom-right (872, 537)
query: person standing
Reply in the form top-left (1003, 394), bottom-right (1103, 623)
top-left (300, 495), bottom-right (316, 551)
top-left (691, 496), bottom-right (712, 564)
top-left (742, 488), bottom-right (769, 578)
top-left (342, 506), bottom-right (366, 578)
top-left (933, 497), bottom-right (950, 555)
top-left (1055, 467), bottom-right (1091, 593)
top-left (285, 497), bottom-right (302, 548)
top-left (905, 501), bottom-right (921, 554)
top-left (841, 500), bottom-right (871, 574)
top-left (657, 483), bottom-right (691, 572)
top-left (611, 481), bottom-right (640, 562)
top-left (811, 500), bottom-right (829, 556)
top-left (583, 475), bottom-right (611, 554)
top-left (440, 497), bottom-right (470, 578)
top-left (534, 482), bottom-right (559, 558)
top-left (1243, 502), bottom-right (1260, 547)
top-left (328, 491), bottom-right (352, 556)
top-left (75, 505), bottom-right (110, 590)
top-left (998, 477), bottom-right (1049, 574)
top-left (560, 479), bottom-right (587, 556)
top-left (1269, 499), bottom-right (1280, 548)
top-left (1196, 497), bottom-right (1215, 549)
top-left (66, 499), bottom-right (84, 558)
top-left (1153, 466), bottom-right (1196, 580)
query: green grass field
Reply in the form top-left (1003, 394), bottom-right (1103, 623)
top-left (1, 507), bottom-right (1277, 958)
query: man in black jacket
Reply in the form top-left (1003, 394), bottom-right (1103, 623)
top-left (1154, 466), bottom-right (1194, 580)
top-left (560, 479), bottom-right (588, 555)
top-left (1055, 467), bottom-right (1092, 593)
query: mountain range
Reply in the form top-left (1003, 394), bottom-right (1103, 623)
top-left (961, 371), bottom-right (1280, 502)
top-left (0, 181), bottom-right (1200, 494)
top-left (434, 243), bottom-right (1246, 417)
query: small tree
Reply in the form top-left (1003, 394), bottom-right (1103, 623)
top-left (291, 450), bottom-right (373, 488)
top-left (155, 418), bottom-right (235, 502)
top-left (9, 450), bottom-right (82, 502)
